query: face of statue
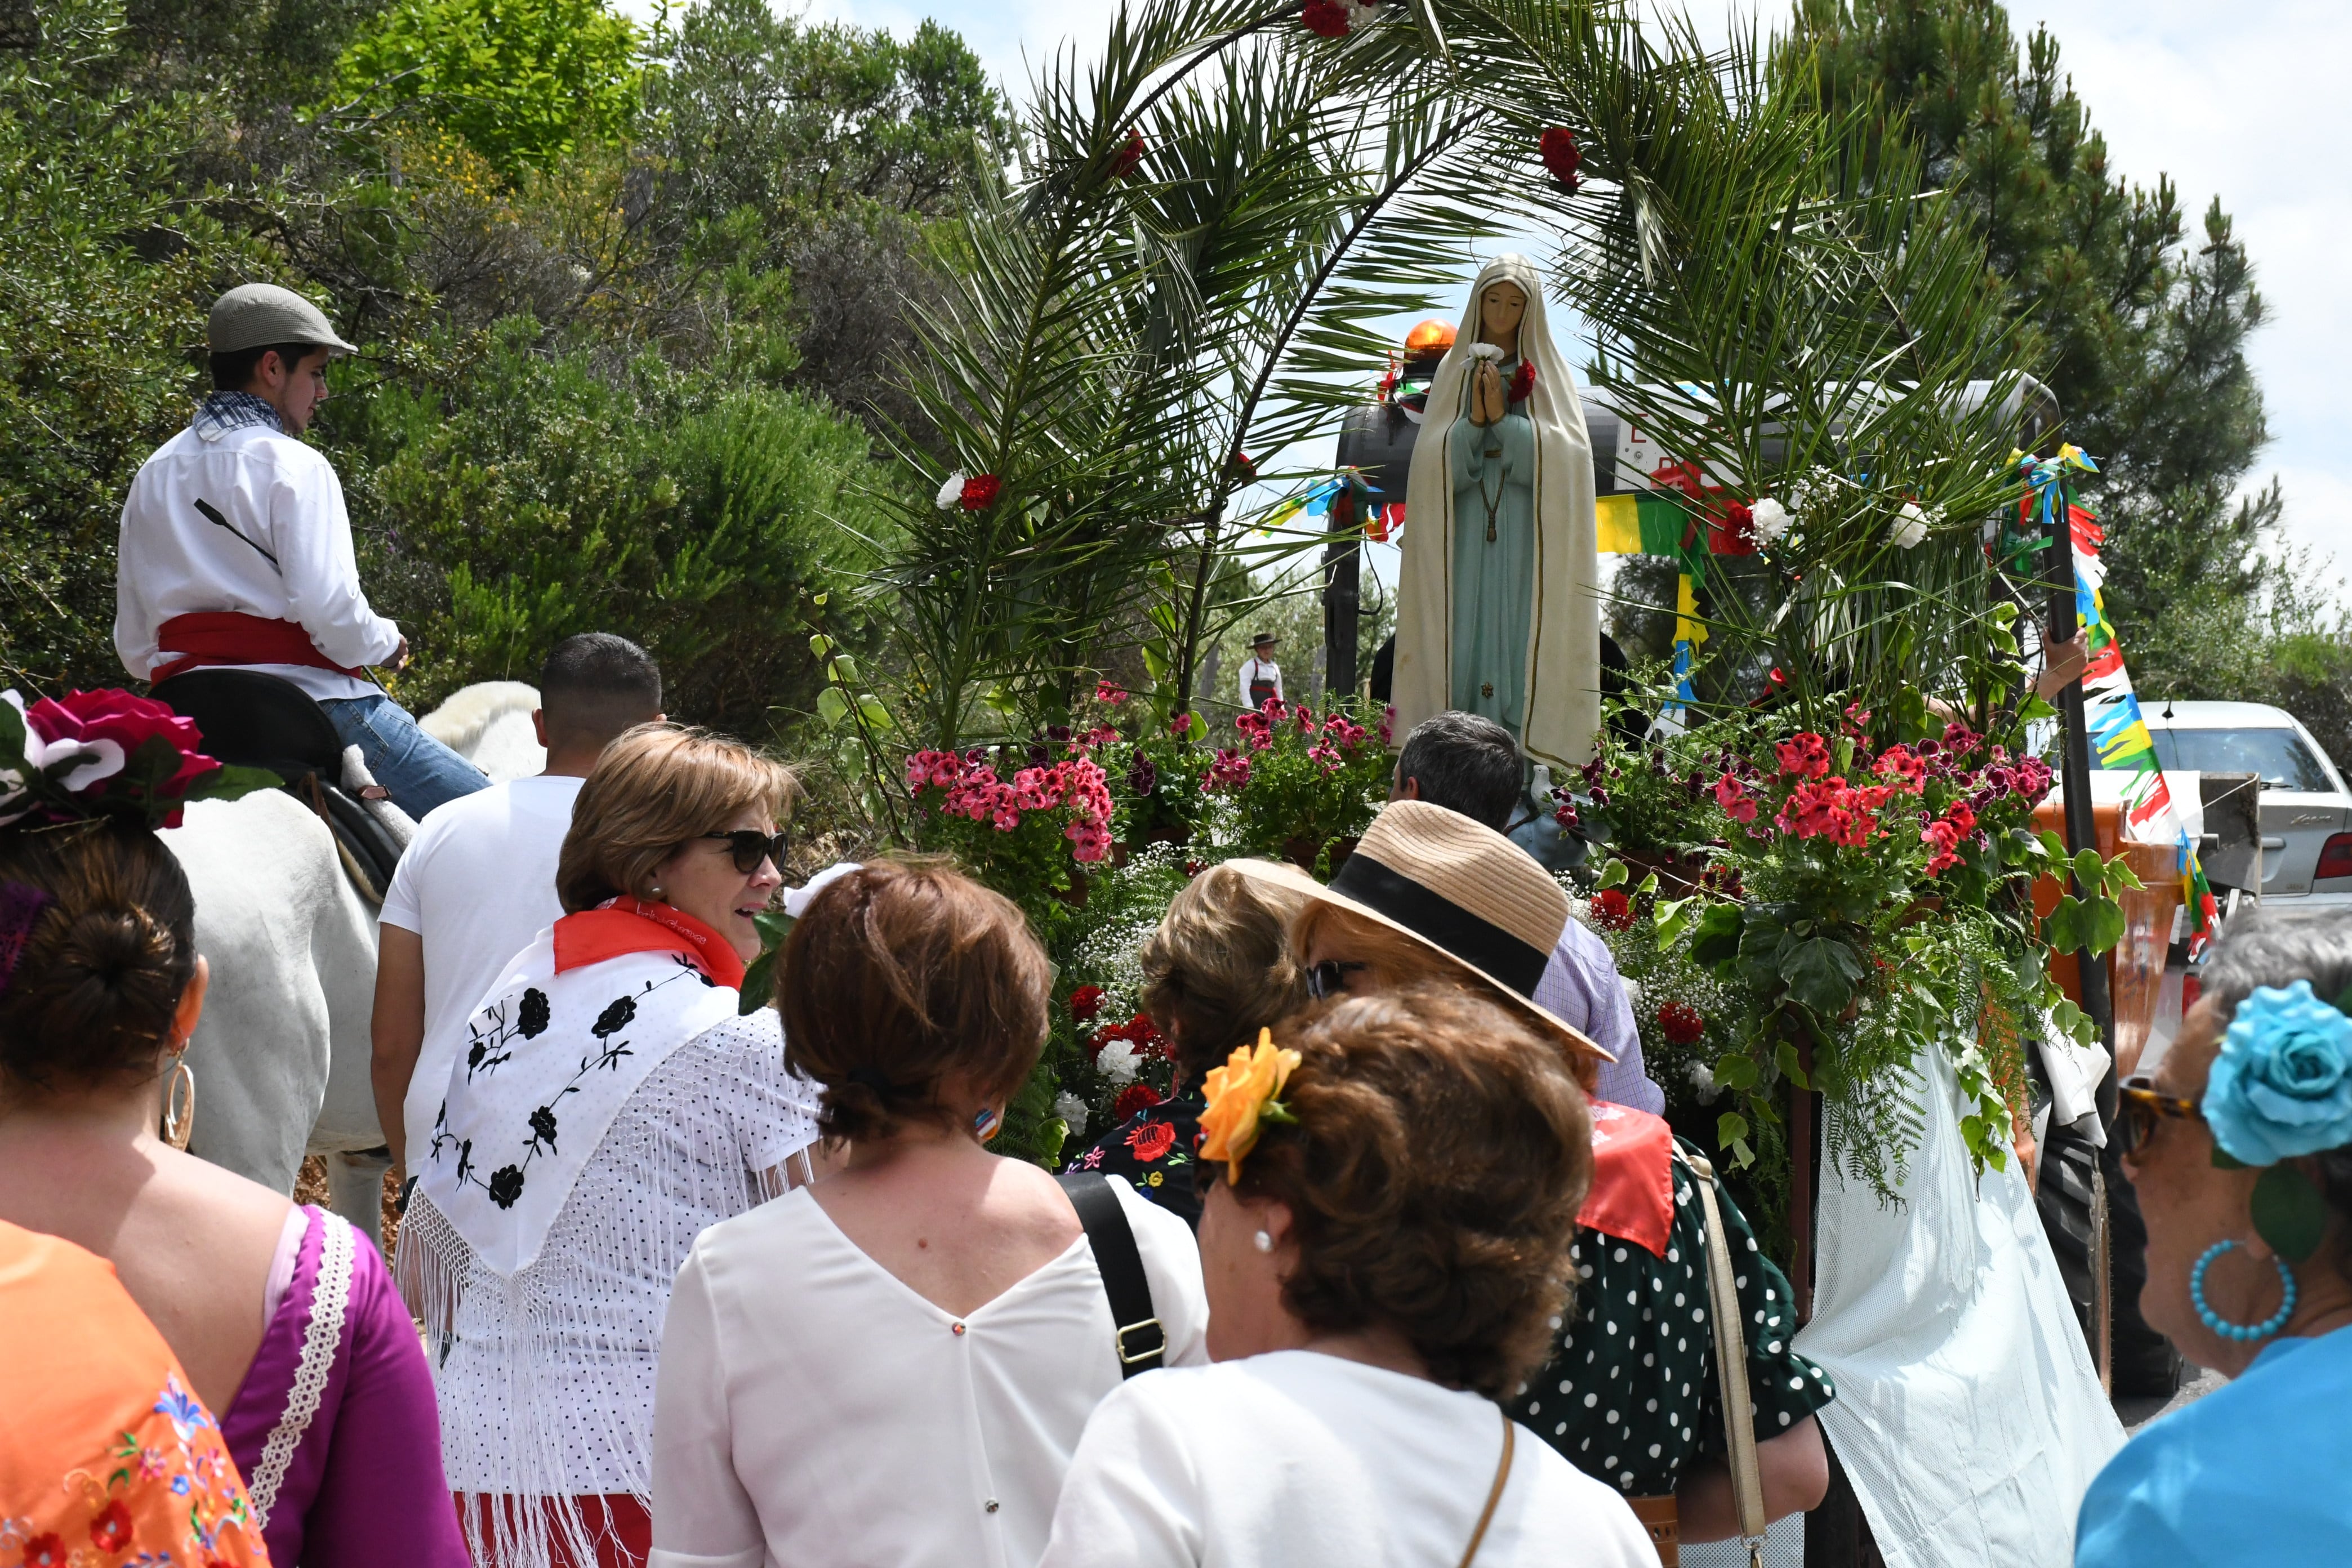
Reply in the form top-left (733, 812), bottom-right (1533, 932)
top-left (1478, 282), bottom-right (1528, 348)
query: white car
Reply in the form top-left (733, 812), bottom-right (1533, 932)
top-left (2141, 701), bottom-right (2352, 903)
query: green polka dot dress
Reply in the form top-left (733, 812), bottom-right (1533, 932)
top-left (1513, 1143), bottom-right (1835, 1498)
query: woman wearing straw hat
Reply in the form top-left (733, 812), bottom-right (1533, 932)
top-left (1238, 800), bottom-right (1832, 1562)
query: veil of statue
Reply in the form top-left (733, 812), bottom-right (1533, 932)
top-left (1392, 253), bottom-right (1602, 769)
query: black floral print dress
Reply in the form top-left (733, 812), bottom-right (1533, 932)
top-left (1064, 1093), bottom-right (1206, 1230)
top-left (1514, 1143), bottom-right (1836, 1499)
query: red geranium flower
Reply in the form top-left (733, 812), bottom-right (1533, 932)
top-left (1070, 984), bottom-right (1105, 1022)
top-left (1774, 732), bottom-right (1832, 779)
top-left (1591, 887), bottom-right (1636, 931)
top-left (1126, 1116), bottom-right (1177, 1160)
top-left (1539, 127), bottom-right (1582, 191)
top-left (1657, 1000), bottom-right (1705, 1046)
top-left (1110, 130), bottom-right (1145, 179)
top-left (90, 1500), bottom-right (133, 1554)
top-left (1300, 0), bottom-right (1349, 36)
top-left (1113, 1083), bottom-right (1166, 1122)
top-left (959, 474), bottom-right (1002, 511)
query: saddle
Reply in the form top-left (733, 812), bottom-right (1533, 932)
top-left (150, 669), bottom-right (408, 902)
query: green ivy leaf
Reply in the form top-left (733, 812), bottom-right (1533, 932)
top-left (815, 687), bottom-right (849, 727)
top-left (1598, 858), bottom-right (1629, 889)
top-left (2081, 896), bottom-right (2126, 956)
top-left (1714, 1052), bottom-right (1759, 1092)
top-left (1690, 902), bottom-right (1744, 969)
top-left (1780, 934), bottom-right (1865, 1017)
top-left (1717, 1110), bottom-right (1751, 1148)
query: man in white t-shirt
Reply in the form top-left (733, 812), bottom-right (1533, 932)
top-left (371, 633), bottom-right (664, 1174)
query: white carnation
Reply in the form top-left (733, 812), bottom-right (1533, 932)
top-left (1097, 1037), bottom-right (1144, 1084)
top-left (1687, 1060), bottom-right (1719, 1102)
top-left (1887, 500), bottom-right (1931, 549)
top-left (1054, 1091), bottom-right (1090, 1135)
top-left (1337, 0), bottom-right (1381, 28)
top-left (935, 471), bottom-right (966, 510)
top-left (1467, 342), bottom-right (1504, 362)
top-left (1749, 497), bottom-right (1791, 546)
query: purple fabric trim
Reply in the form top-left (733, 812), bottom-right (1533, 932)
top-left (1536, 919), bottom-right (1665, 1115)
top-left (220, 1208), bottom-right (467, 1567)
top-left (0, 881), bottom-right (54, 998)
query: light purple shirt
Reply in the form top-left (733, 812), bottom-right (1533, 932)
top-left (1534, 917), bottom-right (1663, 1113)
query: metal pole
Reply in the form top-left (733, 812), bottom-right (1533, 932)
top-left (2046, 471), bottom-right (2117, 1392)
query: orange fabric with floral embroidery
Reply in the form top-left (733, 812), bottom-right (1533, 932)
top-left (0, 1220), bottom-right (268, 1567)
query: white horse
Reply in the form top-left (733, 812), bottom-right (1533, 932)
top-left (161, 682), bottom-right (545, 1246)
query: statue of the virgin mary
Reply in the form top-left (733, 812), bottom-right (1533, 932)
top-left (1392, 253), bottom-right (1601, 768)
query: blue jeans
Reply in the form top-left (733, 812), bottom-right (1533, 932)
top-left (322, 694), bottom-right (489, 821)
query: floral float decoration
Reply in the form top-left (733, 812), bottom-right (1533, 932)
top-left (1539, 127), bottom-right (1582, 193)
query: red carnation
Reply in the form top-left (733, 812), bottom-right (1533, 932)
top-left (1591, 886), bottom-right (1636, 932)
top-left (1508, 359), bottom-right (1535, 403)
top-left (1070, 983), bottom-right (1105, 1022)
top-left (1539, 127), bottom-right (1582, 191)
top-left (1113, 1083), bottom-right (1166, 1122)
top-left (1657, 1000), bottom-right (1705, 1045)
top-left (1300, 0), bottom-right (1349, 36)
top-left (1111, 130), bottom-right (1145, 180)
top-left (959, 474), bottom-right (1002, 511)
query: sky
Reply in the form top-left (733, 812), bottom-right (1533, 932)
top-left (621, 0), bottom-right (2349, 601)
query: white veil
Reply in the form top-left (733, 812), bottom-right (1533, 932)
top-left (1392, 253), bottom-right (1602, 768)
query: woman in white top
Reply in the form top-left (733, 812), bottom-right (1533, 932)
top-left (1039, 984), bottom-right (1656, 1568)
top-left (650, 860), bottom-right (1208, 1568)
top-left (399, 725), bottom-right (823, 1567)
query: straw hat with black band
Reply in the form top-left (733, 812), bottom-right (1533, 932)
top-left (1232, 799), bottom-right (1611, 1064)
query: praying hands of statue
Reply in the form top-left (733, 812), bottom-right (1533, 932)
top-left (1469, 359), bottom-right (1507, 427)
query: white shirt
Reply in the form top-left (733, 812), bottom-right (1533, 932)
top-left (1237, 656), bottom-right (1284, 710)
top-left (436, 1010), bottom-right (819, 1495)
top-left (379, 774), bottom-right (583, 1170)
top-left (649, 1175), bottom-right (1209, 1568)
top-left (1039, 1352), bottom-right (1657, 1568)
top-left (114, 420), bottom-right (399, 700)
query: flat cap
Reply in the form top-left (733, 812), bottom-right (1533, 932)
top-left (208, 283), bottom-right (358, 356)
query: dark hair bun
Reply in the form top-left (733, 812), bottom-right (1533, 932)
top-left (0, 823), bottom-right (198, 1090)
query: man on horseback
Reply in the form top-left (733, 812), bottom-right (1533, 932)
top-left (113, 283), bottom-right (488, 820)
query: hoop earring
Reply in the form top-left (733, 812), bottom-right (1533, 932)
top-left (2191, 1239), bottom-right (2296, 1342)
top-left (161, 1053), bottom-right (195, 1152)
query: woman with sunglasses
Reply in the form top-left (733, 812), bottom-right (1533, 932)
top-left (2075, 907), bottom-right (2352, 1565)
top-left (401, 724), bottom-right (825, 1568)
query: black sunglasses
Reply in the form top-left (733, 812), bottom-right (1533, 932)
top-left (1306, 960), bottom-right (1369, 1001)
top-left (2114, 1076), bottom-right (2201, 1159)
top-left (700, 828), bottom-right (787, 875)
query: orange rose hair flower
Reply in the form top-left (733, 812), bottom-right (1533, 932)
top-left (1196, 1028), bottom-right (1302, 1183)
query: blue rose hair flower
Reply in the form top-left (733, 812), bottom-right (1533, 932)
top-left (2204, 979), bottom-right (2352, 1166)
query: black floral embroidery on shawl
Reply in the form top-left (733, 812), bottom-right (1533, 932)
top-left (440, 967), bottom-right (705, 1212)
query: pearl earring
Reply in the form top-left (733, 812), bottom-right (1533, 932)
top-left (1253, 1230), bottom-right (1273, 1253)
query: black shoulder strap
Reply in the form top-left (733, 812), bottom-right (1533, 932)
top-left (1058, 1171), bottom-right (1165, 1377)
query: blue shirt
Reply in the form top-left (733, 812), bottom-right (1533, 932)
top-left (1534, 917), bottom-right (1663, 1114)
top-left (2076, 1325), bottom-right (2352, 1566)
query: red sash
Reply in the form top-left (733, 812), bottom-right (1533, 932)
top-left (151, 611), bottom-right (371, 683)
top-left (552, 896), bottom-right (746, 990)
top-left (1577, 1101), bottom-right (1677, 1257)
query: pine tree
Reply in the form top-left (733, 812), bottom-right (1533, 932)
top-left (1782, 0), bottom-right (2310, 709)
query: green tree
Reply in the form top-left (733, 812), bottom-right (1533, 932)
top-left (1784, 0), bottom-right (2297, 700)
top-left (333, 0), bottom-right (643, 177)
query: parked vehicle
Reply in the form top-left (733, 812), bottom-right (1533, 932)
top-left (2141, 701), bottom-right (2352, 902)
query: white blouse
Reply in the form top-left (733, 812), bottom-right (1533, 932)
top-left (649, 1174), bottom-right (1209, 1568)
top-left (1037, 1351), bottom-right (1659, 1568)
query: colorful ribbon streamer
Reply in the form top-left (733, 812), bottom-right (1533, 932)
top-left (2024, 448), bottom-right (2219, 954)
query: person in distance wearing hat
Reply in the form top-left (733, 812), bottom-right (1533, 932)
top-left (114, 283), bottom-right (488, 819)
top-left (1237, 631), bottom-right (1284, 714)
top-left (1234, 800), bottom-right (1832, 1558)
